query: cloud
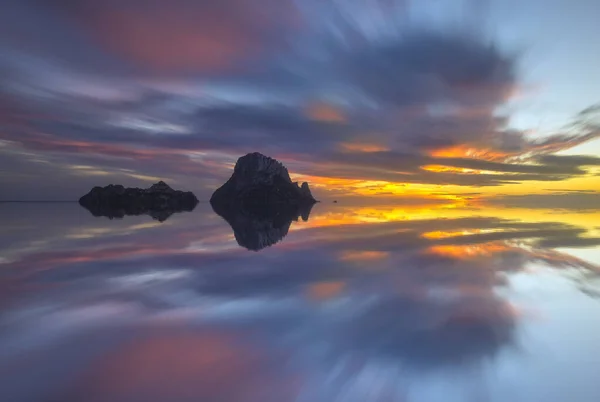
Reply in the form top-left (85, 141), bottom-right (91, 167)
top-left (341, 31), bottom-right (515, 109)
top-left (536, 155), bottom-right (600, 167)
top-left (52, 0), bottom-right (301, 75)
top-left (1, 0), bottom-right (300, 79)
top-left (1, 0), bottom-right (600, 197)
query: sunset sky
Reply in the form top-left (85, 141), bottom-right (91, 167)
top-left (1, 0), bottom-right (600, 205)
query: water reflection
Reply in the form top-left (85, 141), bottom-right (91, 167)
top-left (1, 202), bottom-right (600, 401)
top-left (80, 199), bottom-right (198, 222)
top-left (211, 200), bottom-right (314, 251)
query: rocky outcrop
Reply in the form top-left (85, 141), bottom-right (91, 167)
top-left (210, 152), bottom-right (317, 206)
top-left (210, 153), bottom-right (317, 249)
top-left (79, 181), bottom-right (199, 222)
top-left (211, 200), bottom-right (314, 251)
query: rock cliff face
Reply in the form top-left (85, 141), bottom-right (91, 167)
top-left (211, 201), bottom-right (314, 251)
top-left (79, 181), bottom-right (198, 222)
top-left (210, 152), bottom-right (317, 205)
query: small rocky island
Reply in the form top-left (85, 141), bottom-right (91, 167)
top-left (79, 181), bottom-right (199, 222)
top-left (210, 152), bottom-right (317, 206)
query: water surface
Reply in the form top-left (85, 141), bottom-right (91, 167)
top-left (1, 201), bottom-right (599, 402)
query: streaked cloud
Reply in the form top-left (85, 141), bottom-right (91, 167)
top-left (0, 0), bottom-right (599, 200)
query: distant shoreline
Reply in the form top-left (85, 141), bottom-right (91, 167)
top-left (0, 200), bottom-right (210, 204)
top-left (0, 200), bottom-right (78, 203)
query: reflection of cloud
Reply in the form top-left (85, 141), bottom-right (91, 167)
top-left (339, 294), bottom-right (515, 368)
top-left (2, 202), bottom-right (600, 401)
top-left (306, 281), bottom-right (346, 301)
top-left (339, 250), bottom-right (389, 262)
top-left (64, 331), bottom-right (297, 402)
top-left (489, 192), bottom-right (600, 212)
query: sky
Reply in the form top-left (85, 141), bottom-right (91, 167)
top-left (1, 0), bottom-right (600, 202)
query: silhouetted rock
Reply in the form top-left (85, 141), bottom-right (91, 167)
top-left (210, 153), bottom-right (317, 206)
top-left (79, 181), bottom-right (199, 222)
top-left (212, 201), bottom-right (314, 251)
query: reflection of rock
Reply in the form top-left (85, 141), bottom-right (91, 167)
top-left (210, 152), bottom-right (317, 205)
top-left (211, 201), bottom-right (314, 251)
top-left (210, 153), bottom-right (317, 250)
top-left (79, 181), bottom-right (199, 222)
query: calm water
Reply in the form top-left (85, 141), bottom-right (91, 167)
top-left (1, 201), bottom-right (599, 402)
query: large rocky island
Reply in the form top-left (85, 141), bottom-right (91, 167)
top-left (210, 152), bottom-right (317, 250)
top-left (210, 152), bottom-right (317, 206)
top-left (79, 181), bottom-right (199, 222)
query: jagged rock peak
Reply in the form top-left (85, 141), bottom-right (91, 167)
top-left (299, 182), bottom-right (312, 198)
top-left (210, 152), bottom-right (317, 204)
top-left (233, 152), bottom-right (292, 185)
top-left (79, 181), bottom-right (198, 222)
top-left (148, 181), bottom-right (173, 192)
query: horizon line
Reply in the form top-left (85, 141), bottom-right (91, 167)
top-left (0, 200), bottom-right (78, 203)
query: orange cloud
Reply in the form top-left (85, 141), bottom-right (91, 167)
top-left (62, 0), bottom-right (301, 74)
top-left (305, 102), bottom-right (345, 123)
top-left (427, 244), bottom-right (509, 259)
top-left (429, 145), bottom-right (511, 161)
top-left (422, 165), bottom-right (479, 174)
top-left (339, 142), bottom-right (390, 153)
top-left (422, 229), bottom-right (507, 240)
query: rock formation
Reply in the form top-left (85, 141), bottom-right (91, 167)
top-left (79, 181), bottom-right (199, 222)
top-left (210, 152), bottom-right (317, 206)
top-left (210, 153), bottom-right (317, 250)
top-left (211, 200), bottom-right (314, 251)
